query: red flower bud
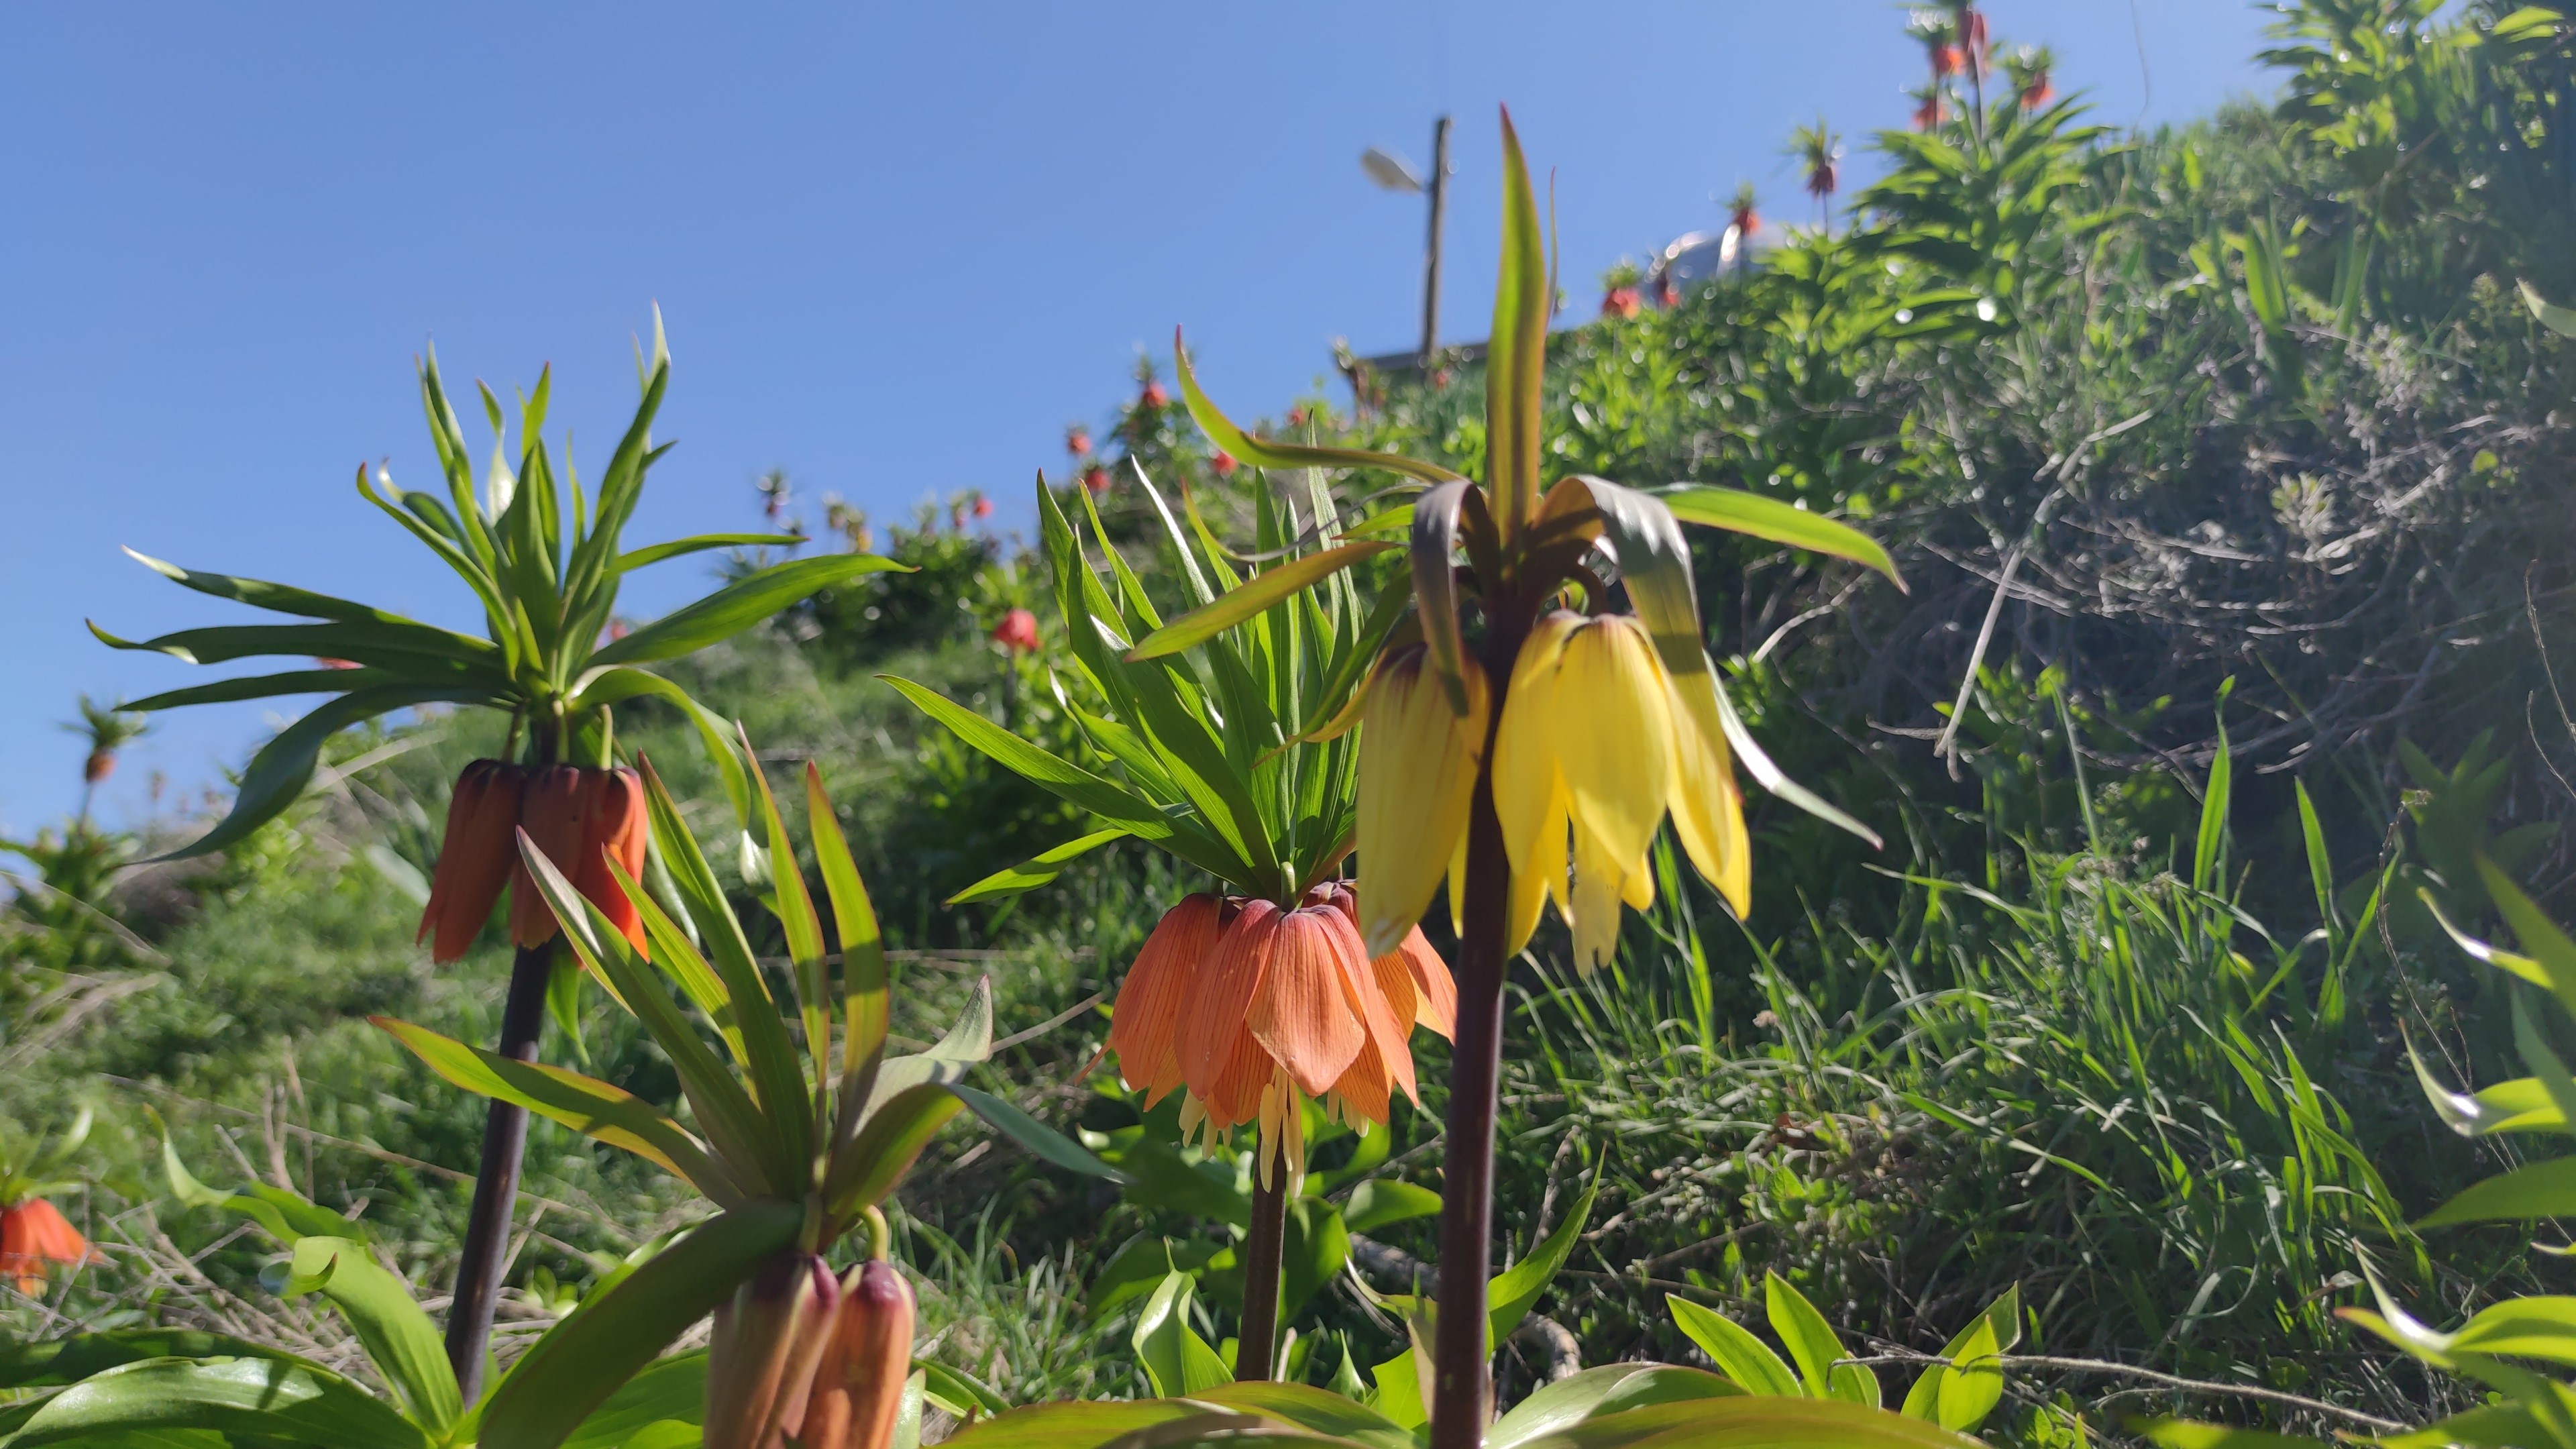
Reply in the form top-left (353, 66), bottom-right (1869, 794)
top-left (991, 608), bottom-right (1040, 653)
top-left (1065, 427), bottom-right (1092, 457)
top-left (1, 1198), bottom-right (101, 1294)
top-left (972, 496), bottom-right (994, 519)
top-left (83, 750), bottom-right (115, 784)
top-left (574, 767), bottom-right (649, 956)
top-left (1211, 451), bottom-right (1238, 477)
top-left (707, 1252), bottom-right (841, 1449)
top-left (509, 765), bottom-right (589, 949)
top-left (1081, 464), bottom-right (1110, 495)
top-left (1139, 381), bottom-right (1169, 409)
top-left (800, 1260), bottom-right (917, 1449)
top-left (2021, 77), bottom-right (2054, 109)
top-left (419, 760), bottom-right (529, 963)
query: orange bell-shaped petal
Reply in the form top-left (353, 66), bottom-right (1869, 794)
top-left (1247, 906), bottom-right (1368, 1098)
top-left (417, 760), bottom-right (526, 963)
top-left (1181, 898), bottom-right (1281, 1099)
top-left (1, 1198), bottom-right (100, 1294)
top-left (1108, 894), bottom-right (1225, 1107)
top-left (574, 766), bottom-right (650, 956)
top-left (1395, 928), bottom-right (1456, 1040)
top-left (509, 765), bottom-right (588, 949)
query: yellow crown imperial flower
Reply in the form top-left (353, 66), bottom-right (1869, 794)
top-left (1356, 644), bottom-right (1493, 960)
top-left (1493, 609), bottom-right (1750, 970)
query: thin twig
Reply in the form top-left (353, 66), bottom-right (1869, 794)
top-left (1837, 1351), bottom-right (2406, 1432)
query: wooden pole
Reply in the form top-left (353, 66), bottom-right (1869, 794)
top-left (1420, 115), bottom-right (1452, 370)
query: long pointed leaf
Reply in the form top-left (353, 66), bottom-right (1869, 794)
top-left (1485, 108), bottom-right (1549, 542)
top-left (1124, 542), bottom-right (1393, 661)
top-left (150, 685), bottom-right (490, 861)
top-left (1654, 488), bottom-right (1903, 588)
top-left (1175, 330), bottom-right (1462, 486)
top-left (272, 1235), bottom-right (461, 1433)
top-left (590, 553), bottom-right (906, 666)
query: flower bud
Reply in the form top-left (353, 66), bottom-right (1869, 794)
top-left (417, 760), bottom-right (527, 963)
top-left (574, 766), bottom-right (649, 955)
top-left (509, 765), bottom-right (588, 949)
top-left (801, 1260), bottom-right (917, 1449)
top-left (705, 1251), bottom-right (840, 1449)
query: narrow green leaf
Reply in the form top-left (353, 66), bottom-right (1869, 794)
top-left (947, 1083), bottom-right (1120, 1180)
top-left (880, 676), bottom-right (1177, 841)
top-left (824, 1081), bottom-right (966, 1218)
top-left (1486, 107), bottom-right (1549, 541)
top-left (568, 670), bottom-right (753, 825)
top-left (90, 617), bottom-right (502, 672)
top-left (2139, 1422), bottom-right (2336, 1449)
top-left (1124, 542), bottom-right (1393, 661)
top-left (2523, 280), bottom-right (2576, 339)
top-left (1490, 1179), bottom-right (1596, 1341)
top-left (161, 1138), bottom-right (368, 1244)
top-left (371, 1016), bottom-right (733, 1197)
top-left (745, 743), bottom-right (830, 1103)
top-left (590, 553), bottom-right (907, 666)
top-left (480, 1201), bottom-right (803, 1449)
top-left (1654, 488), bottom-right (1903, 588)
top-left (806, 762), bottom-right (890, 1110)
top-left (148, 685), bottom-right (490, 862)
top-left (0, 1329), bottom-right (313, 1390)
top-left (117, 667), bottom-right (398, 714)
top-left (945, 828), bottom-right (1131, 906)
top-left (615, 534), bottom-right (805, 572)
top-left (1174, 330), bottom-right (1462, 486)
top-left (1526, 1396), bottom-right (1990, 1449)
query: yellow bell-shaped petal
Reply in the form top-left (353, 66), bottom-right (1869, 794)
top-left (1493, 612), bottom-right (1582, 953)
top-left (1356, 645), bottom-right (1491, 959)
top-left (1665, 669), bottom-right (1752, 918)
top-left (1553, 614), bottom-right (1674, 879)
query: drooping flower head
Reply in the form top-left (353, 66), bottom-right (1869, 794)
top-left (1107, 888), bottom-right (1454, 1187)
top-left (0, 1199), bottom-right (99, 1295)
top-left (1492, 610), bottom-right (1748, 972)
top-left (1601, 286), bottom-right (1642, 319)
top-left (418, 761), bottom-right (647, 963)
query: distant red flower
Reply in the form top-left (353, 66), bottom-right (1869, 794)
top-left (1065, 426), bottom-right (1092, 457)
top-left (1932, 44), bottom-right (1964, 77)
top-left (991, 608), bottom-right (1040, 653)
top-left (2021, 75), bottom-right (2055, 109)
top-left (1081, 464), bottom-right (1111, 495)
top-left (1914, 95), bottom-right (1946, 129)
top-left (1655, 274), bottom-right (1679, 309)
top-left (1431, 369), bottom-right (1451, 387)
top-left (1139, 381), bottom-right (1169, 409)
top-left (1211, 451), bottom-right (1238, 477)
top-left (1731, 205), bottom-right (1760, 238)
top-left (1600, 286), bottom-right (1641, 319)
top-left (1287, 407), bottom-right (1308, 427)
top-left (1, 1199), bottom-right (101, 1293)
top-left (972, 495), bottom-right (994, 519)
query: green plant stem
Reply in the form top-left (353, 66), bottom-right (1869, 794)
top-left (1238, 1169), bottom-right (1289, 1381)
top-left (1429, 606), bottom-right (1523, 1449)
top-left (444, 938), bottom-right (554, 1402)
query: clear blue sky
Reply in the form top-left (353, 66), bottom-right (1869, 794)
top-left (0, 1), bottom-right (2273, 837)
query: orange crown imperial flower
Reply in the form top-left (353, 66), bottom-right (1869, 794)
top-left (1108, 887), bottom-right (1455, 1187)
top-left (1, 1197), bottom-right (102, 1294)
top-left (418, 761), bottom-right (649, 963)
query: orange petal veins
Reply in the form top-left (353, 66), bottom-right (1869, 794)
top-left (1108, 894), bottom-right (1224, 1104)
top-left (1181, 898), bottom-right (1279, 1099)
top-left (1247, 906), bottom-right (1367, 1097)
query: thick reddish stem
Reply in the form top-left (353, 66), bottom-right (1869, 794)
top-left (1429, 612), bottom-right (1523, 1449)
top-left (1238, 1170), bottom-right (1289, 1381)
